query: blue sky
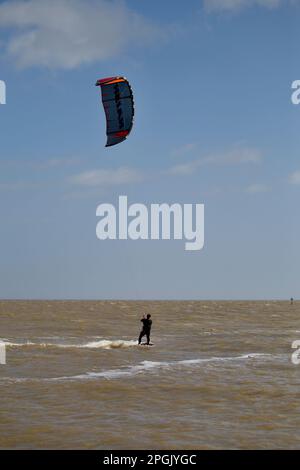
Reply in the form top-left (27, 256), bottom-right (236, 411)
top-left (0, 0), bottom-right (299, 299)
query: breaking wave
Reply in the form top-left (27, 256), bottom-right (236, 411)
top-left (4, 339), bottom-right (138, 350)
top-left (64, 353), bottom-right (272, 381)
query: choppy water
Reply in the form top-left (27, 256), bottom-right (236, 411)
top-left (0, 300), bottom-right (300, 449)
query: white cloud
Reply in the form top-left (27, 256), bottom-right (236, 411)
top-left (168, 146), bottom-right (262, 176)
top-left (0, 0), bottom-right (161, 69)
top-left (0, 181), bottom-right (41, 191)
top-left (169, 161), bottom-right (200, 176)
top-left (171, 143), bottom-right (197, 158)
top-left (69, 167), bottom-right (143, 187)
top-left (245, 183), bottom-right (270, 193)
top-left (289, 170), bottom-right (300, 185)
top-left (35, 157), bottom-right (82, 170)
top-left (221, 146), bottom-right (262, 164)
top-left (204, 0), bottom-right (283, 13)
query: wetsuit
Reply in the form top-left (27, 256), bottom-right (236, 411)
top-left (138, 318), bottom-right (152, 345)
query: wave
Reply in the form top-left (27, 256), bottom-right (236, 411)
top-left (21, 352), bottom-right (274, 383)
top-left (4, 339), bottom-right (138, 350)
top-left (0, 352), bottom-right (279, 384)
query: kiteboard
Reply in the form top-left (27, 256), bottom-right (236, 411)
top-left (139, 343), bottom-right (154, 347)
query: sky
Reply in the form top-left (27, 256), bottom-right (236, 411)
top-left (0, 0), bottom-right (299, 300)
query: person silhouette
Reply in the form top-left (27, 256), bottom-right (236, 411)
top-left (138, 314), bottom-right (152, 345)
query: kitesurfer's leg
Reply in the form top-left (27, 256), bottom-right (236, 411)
top-left (138, 330), bottom-right (145, 344)
top-left (146, 332), bottom-right (150, 345)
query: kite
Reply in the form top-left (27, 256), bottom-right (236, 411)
top-left (95, 76), bottom-right (134, 147)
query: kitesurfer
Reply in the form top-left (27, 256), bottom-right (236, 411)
top-left (138, 314), bottom-right (152, 345)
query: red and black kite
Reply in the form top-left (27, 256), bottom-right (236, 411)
top-left (96, 76), bottom-right (134, 147)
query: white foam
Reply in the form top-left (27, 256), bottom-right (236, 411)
top-left (80, 340), bottom-right (137, 349)
top-left (4, 339), bottom-right (137, 350)
top-left (0, 351), bottom-right (278, 384)
top-left (45, 353), bottom-right (275, 382)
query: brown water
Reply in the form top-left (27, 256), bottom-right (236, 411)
top-left (0, 300), bottom-right (300, 449)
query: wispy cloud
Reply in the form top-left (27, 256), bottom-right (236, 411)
top-left (168, 146), bottom-right (262, 176)
top-left (168, 161), bottom-right (200, 176)
top-left (68, 167), bottom-right (144, 187)
top-left (0, 0), bottom-right (162, 69)
top-left (289, 170), bottom-right (300, 185)
top-left (245, 183), bottom-right (270, 193)
top-left (0, 181), bottom-right (42, 191)
top-left (35, 157), bottom-right (82, 170)
top-left (204, 0), bottom-right (284, 13)
top-left (171, 143), bottom-right (197, 158)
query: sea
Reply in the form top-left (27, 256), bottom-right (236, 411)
top-left (0, 300), bottom-right (299, 449)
